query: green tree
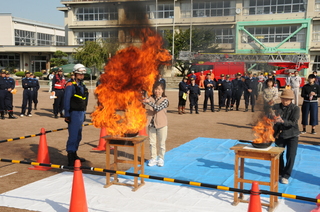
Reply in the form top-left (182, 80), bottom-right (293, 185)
top-left (73, 39), bottom-right (119, 74)
top-left (50, 50), bottom-right (68, 67)
top-left (164, 28), bottom-right (220, 76)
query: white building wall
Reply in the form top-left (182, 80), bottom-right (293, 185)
top-left (0, 14), bottom-right (14, 45)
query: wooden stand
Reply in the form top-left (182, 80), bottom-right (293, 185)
top-left (230, 144), bottom-right (284, 212)
top-left (104, 135), bottom-right (147, 191)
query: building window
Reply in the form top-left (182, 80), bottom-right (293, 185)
top-left (146, 3), bottom-right (174, 19)
top-left (213, 28), bottom-right (234, 43)
top-left (76, 6), bottom-right (118, 21)
top-left (14, 29), bottom-right (36, 46)
top-left (56, 36), bottom-right (66, 46)
top-left (101, 31), bottom-right (118, 41)
top-left (0, 54), bottom-right (20, 70)
top-left (76, 32), bottom-right (96, 44)
top-left (76, 31), bottom-right (118, 44)
top-left (246, 0), bottom-right (305, 15)
top-left (193, 1), bottom-right (231, 17)
top-left (243, 25), bottom-right (305, 43)
top-left (37, 33), bottom-right (53, 46)
top-left (313, 25), bottom-right (320, 41)
top-left (316, 0), bottom-right (320, 11)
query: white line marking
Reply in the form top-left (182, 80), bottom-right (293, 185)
top-left (0, 171), bottom-right (18, 178)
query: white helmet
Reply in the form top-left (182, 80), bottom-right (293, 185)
top-left (73, 64), bottom-right (86, 74)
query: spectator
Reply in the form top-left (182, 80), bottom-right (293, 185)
top-left (157, 74), bottom-right (166, 90)
top-left (143, 82), bottom-right (169, 167)
top-left (188, 77), bottom-right (201, 114)
top-left (312, 71), bottom-right (320, 85)
top-left (48, 71), bottom-right (55, 93)
top-left (178, 76), bottom-right (188, 114)
top-left (203, 73), bottom-right (215, 112)
top-left (231, 72), bottom-right (244, 111)
top-left (52, 68), bottom-right (66, 118)
top-left (30, 73), bottom-right (40, 110)
top-left (300, 74), bottom-right (320, 134)
top-left (289, 71), bottom-right (301, 106)
top-left (263, 78), bottom-right (278, 115)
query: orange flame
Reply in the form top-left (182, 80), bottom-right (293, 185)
top-left (91, 28), bottom-right (171, 136)
top-left (252, 116), bottom-right (275, 143)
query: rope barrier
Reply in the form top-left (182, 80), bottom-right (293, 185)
top-left (0, 123), bottom-right (93, 144)
top-left (0, 158), bottom-right (319, 204)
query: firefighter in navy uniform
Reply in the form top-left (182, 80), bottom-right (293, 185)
top-left (20, 71), bottom-right (37, 117)
top-left (67, 73), bottom-right (75, 83)
top-left (4, 71), bottom-right (17, 119)
top-left (231, 72), bottom-right (244, 111)
top-left (203, 73), bottom-right (216, 112)
top-left (222, 74), bottom-right (233, 112)
top-left (244, 71), bottom-right (258, 112)
top-left (30, 73), bottom-right (40, 110)
top-left (188, 77), bottom-right (201, 114)
top-left (217, 74), bottom-right (226, 112)
top-left (64, 64), bottom-right (89, 166)
top-left (52, 68), bottom-right (66, 118)
top-left (0, 70), bottom-right (7, 119)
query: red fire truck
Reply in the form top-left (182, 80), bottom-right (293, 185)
top-left (269, 62), bottom-right (308, 88)
top-left (187, 61), bottom-right (246, 84)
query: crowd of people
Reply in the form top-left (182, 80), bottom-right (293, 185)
top-left (0, 64), bottom-right (89, 166)
top-left (177, 70), bottom-right (320, 184)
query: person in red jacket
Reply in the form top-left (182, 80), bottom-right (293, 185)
top-left (51, 68), bottom-right (66, 118)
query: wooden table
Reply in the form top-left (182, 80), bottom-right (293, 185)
top-left (230, 144), bottom-right (284, 212)
top-left (104, 135), bottom-right (148, 191)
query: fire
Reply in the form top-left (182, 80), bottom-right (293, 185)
top-left (252, 116), bottom-right (275, 143)
top-left (91, 28), bottom-right (171, 136)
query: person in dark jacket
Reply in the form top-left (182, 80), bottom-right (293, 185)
top-left (178, 76), bottom-right (188, 114)
top-left (222, 74), bottom-right (233, 112)
top-left (52, 68), bottom-right (66, 118)
top-left (20, 71), bottom-right (38, 117)
top-left (244, 71), bottom-right (258, 112)
top-left (217, 74), bottom-right (225, 112)
top-left (64, 64), bottom-right (89, 166)
top-left (300, 74), bottom-right (320, 134)
top-left (4, 70), bottom-right (17, 119)
top-left (272, 89), bottom-right (300, 184)
top-left (30, 73), bottom-right (40, 110)
top-left (231, 72), bottom-right (244, 111)
top-left (203, 73), bottom-right (216, 112)
top-left (188, 78), bottom-right (201, 114)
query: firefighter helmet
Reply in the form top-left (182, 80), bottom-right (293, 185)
top-left (73, 64), bottom-right (86, 74)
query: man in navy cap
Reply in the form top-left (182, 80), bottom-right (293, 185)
top-left (203, 73), bottom-right (215, 112)
top-left (0, 70), bottom-right (7, 119)
top-left (4, 70), bottom-right (17, 119)
top-left (20, 71), bottom-right (38, 117)
top-left (244, 71), bottom-right (257, 112)
top-left (231, 72), bottom-right (244, 111)
top-left (222, 74), bottom-right (233, 111)
top-left (217, 74), bottom-right (225, 112)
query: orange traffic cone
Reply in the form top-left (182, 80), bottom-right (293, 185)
top-left (15, 79), bottom-right (19, 86)
top-left (139, 126), bottom-right (148, 136)
top-left (29, 128), bottom-right (51, 171)
top-left (92, 127), bottom-right (107, 151)
top-left (248, 181), bottom-right (262, 212)
top-left (69, 159), bottom-right (88, 212)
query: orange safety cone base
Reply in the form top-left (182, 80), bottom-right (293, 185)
top-left (29, 128), bottom-right (51, 171)
top-left (69, 159), bottom-right (88, 212)
top-left (92, 127), bottom-right (107, 151)
top-left (139, 127), bottom-right (148, 136)
top-left (248, 181), bottom-right (262, 212)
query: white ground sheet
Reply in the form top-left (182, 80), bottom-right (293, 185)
top-left (0, 172), bottom-right (315, 212)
